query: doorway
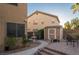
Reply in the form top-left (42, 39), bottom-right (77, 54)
top-left (48, 28), bottom-right (56, 40)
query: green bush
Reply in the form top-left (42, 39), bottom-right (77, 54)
top-left (5, 37), bottom-right (16, 50)
top-left (22, 35), bottom-right (27, 45)
top-left (22, 35), bottom-right (31, 46)
top-left (35, 29), bottom-right (44, 39)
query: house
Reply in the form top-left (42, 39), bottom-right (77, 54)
top-left (0, 3), bottom-right (27, 51)
top-left (27, 11), bottom-right (63, 40)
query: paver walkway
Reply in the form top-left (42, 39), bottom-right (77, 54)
top-left (47, 41), bottom-right (79, 55)
top-left (10, 40), bottom-right (48, 55)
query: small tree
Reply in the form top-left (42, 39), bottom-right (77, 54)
top-left (64, 18), bottom-right (79, 30)
top-left (64, 21), bottom-right (71, 29)
top-left (71, 18), bottom-right (79, 29)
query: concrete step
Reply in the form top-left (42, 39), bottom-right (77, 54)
top-left (37, 51), bottom-right (48, 55)
top-left (39, 49), bottom-right (54, 55)
top-left (41, 48), bottom-right (61, 55)
top-left (44, 47), bottom-right (67, 55)
top-left (35, 47), bottom-right (68, 55)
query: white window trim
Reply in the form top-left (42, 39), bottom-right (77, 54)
top-left (48, 28), bottom-right (56, 40)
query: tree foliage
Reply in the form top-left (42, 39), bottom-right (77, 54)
top-left (71, 18), bottom-right (79, 29)
top-left (64, 21), bottom-right (71, 29)
top-left (71, 3), bottom-right (79, 14)
top-left (64, 17), bottom-right (79, 29)
top-left (35, 29), bottom-right (44, 39)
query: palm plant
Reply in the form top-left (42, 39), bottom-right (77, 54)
top-left (71, 3), bottom-right (79, 14)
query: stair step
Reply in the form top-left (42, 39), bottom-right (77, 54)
top-left (37, 51), bottom-right (48, 55)
top-left (40, 49), bottom-right (54, 55)
top-left (42, 48), bottom-right (61, 55)
top-left (44, 47), bottom-right (67, 55)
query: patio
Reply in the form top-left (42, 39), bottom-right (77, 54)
top-left (47, 41), bottom-right (79, 55)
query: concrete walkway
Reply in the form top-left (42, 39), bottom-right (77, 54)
top-left (10, 40), bottom-right (48, 55)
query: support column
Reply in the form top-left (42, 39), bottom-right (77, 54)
top-left (60, 27), bottom-right (63, 41)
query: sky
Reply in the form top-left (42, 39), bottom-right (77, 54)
top-left (28, 3), bottom-right (79, 27)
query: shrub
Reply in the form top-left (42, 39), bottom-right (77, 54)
top-left (22, 34), bottom-right (31, 47)
top-left (5, 37), bottom-right (16, 50)
top-left (35, 29), bottom-right (44, 39)
top-left (22, 35), bottom-right (27, 45)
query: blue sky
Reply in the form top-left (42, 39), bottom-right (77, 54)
top-left (28, 3), bottom-right (79, 26)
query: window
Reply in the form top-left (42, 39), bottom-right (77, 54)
top-left (52, 21), bottom-right (55, 23)
top-left (7, 23), bottom-right (16, 37)
top-left (8, 3), bottom-right (18, 6)
top-left (17, 24), bottom-right (25, 37)
top-left (33, 22), bottom-right (38, 25)
top-left (7, 23), bottom-right (25, 37)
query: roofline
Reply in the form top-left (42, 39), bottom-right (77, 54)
top-left (27, 11), bottom-right (60, 23)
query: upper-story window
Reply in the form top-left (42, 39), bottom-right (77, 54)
top-left (8, 3), bottom-right (18, 6)
top-left (41, 22), bottom-right (44, 24)
top-left (52, 21), bottom-right (55, 23)
top-left (33, 22), bottom-right (38, 25)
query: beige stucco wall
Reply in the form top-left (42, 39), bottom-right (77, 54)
top-left (44, 28), bottom-right (48, 40)
top-left (0, 3), bottom-right (27, 23)
top-left (27, 13), bottom-right (59, 32)
top-left (60, 27), bottom-right (63, 40)
top-left (0, 3), bottom-right (27, 51)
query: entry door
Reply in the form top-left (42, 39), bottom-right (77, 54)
top-left (48, 28), bottom-right (56, 40)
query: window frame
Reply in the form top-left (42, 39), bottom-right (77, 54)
top-left (7, 22), bottom-right (25, 37)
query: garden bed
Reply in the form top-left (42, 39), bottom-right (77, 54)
top-left (0, 41), bottom-right (40, 55)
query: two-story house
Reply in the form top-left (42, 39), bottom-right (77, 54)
top-left (27, 11), bottom-right (63, 41)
